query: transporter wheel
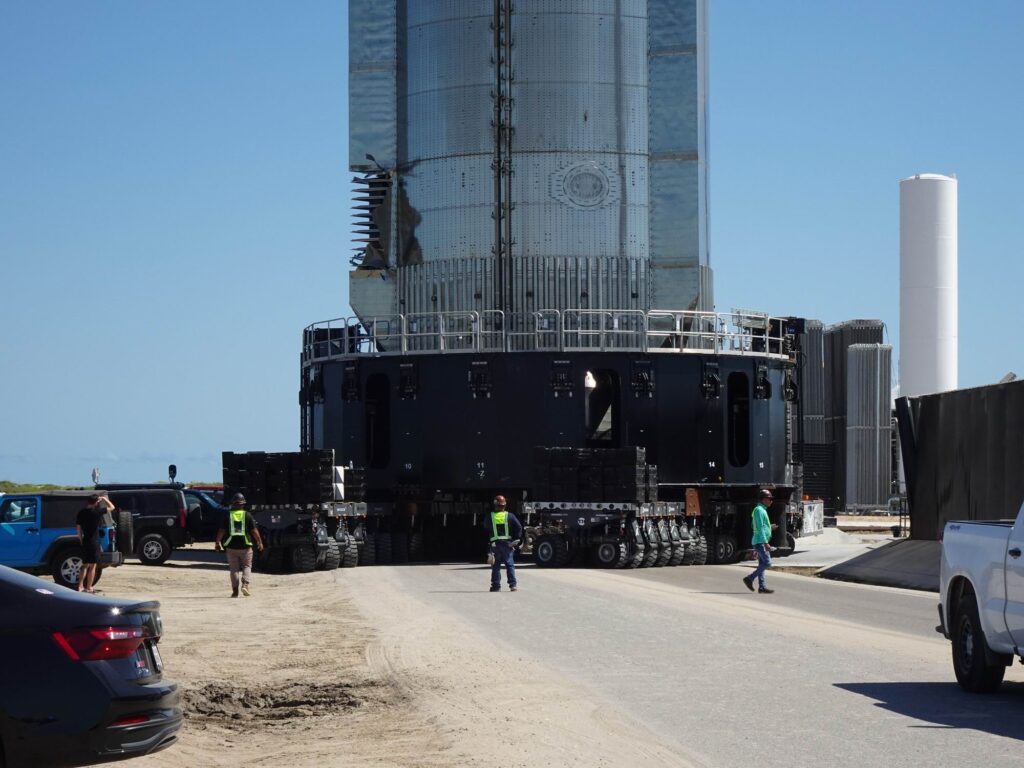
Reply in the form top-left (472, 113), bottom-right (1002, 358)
top-left (714, 534), bottom-right (737, 565)
top-left (257, 546), bottom-right (286, 573)
top-left (693, 534), bottom-right (708, 566)
top-left (321, 540), bottom-right (342, 570)
top-left (392, 531), bottom-right (409, 565)
top-left (359, 535), bottom-right (377, 566)
top-left (627, 543), bottom-right (645, 568)
top-left (640, 522), bottom-right (658, 567)
top-left (409, 532), bottom-right (426, 562)
top-left (116, 510), bottom-right (134, 555)
top-left (290, 542), bottom-right (318, 574)
top-left (376, 532), bottom-right (393, 565)
top-left (613, 543), bottom-right (630, 568)
top-left (340, 538), bottom-right (359, 568)
top-left (591, 541), bottom-right (620, 568)
top-left (681, 539), bottom-right (696, 566)
top-left (534, 536), bottom-right (568, 568)
top-left (136, 533), bottom-right (172, 566)
top-left (785, 531), bottom-right (798, 554)
top-left (952, 592), bottom-right (1006, 693)
top-left (654, 522), bottom-right (673, 567)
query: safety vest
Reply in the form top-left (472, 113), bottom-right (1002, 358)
top-left (490, 511), bottom-right (511, 542)
top-left (223, 509), bottom-right (252, 547)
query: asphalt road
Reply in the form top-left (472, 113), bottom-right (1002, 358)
top-left (386, 561), bottom-right (1024, 768)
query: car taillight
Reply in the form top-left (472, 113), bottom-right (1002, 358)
top-left (52, 626), bottom-right (149, 661)
top-left (110, 715), bottom-right (151, 727)
top-left (179, 505), bottom-right (187, 529)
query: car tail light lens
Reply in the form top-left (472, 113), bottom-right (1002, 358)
top-left (53, 626), bottom-right (149, 661)
top-left (179, 504), bottom-right (187, 529)
top-left (110, 715), bottom-right (151, 727)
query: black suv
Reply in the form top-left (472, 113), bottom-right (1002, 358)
top-left (98, 487), bottom-right (190, 566)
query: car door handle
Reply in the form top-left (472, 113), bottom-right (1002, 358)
top-left (26, 528), bottom-right (39, 534)
top-left (1009, 548), bottom-right (1022, 559)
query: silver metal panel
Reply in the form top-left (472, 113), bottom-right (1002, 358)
top-left (846, 344), bottom-right (893, 509)
top-left (349, 0), bottom-right (398, 171)
top-left (647, 0), bottom-right (709, 312)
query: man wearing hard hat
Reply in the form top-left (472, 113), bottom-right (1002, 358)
top-left (486, 494), bottom-right (522, 592)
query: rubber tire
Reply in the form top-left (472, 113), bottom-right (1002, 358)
top-left (376, 532), bottom-right (393, 565)
top-left (952, 592), bottom-right (1006, 693)
top-left (340, 538), bottom-right (360, 567)
top-left (591, 541), bottom-right (620, 568)
top-left (409, 532), bottom-right (426, 562)
top-left (359, 536), bottom-right (377, 566)
top-left (640, 523), bottom-right (659, 567)
top-left (116, 510), bottom-right (134, 555)
top-left (785, 531), bottom-right (797, 554)
top-left (715, 534), bottom-right (737, 565)
top-left (50, 547), bottom-right (89, 589)
top-left (612, 542), bottom-right (630, 568)
top-left (392, 531), bottom-right (409, 564)
top-left (693, 534), bottom-right (708, 566)
top-left (534, 536), bottom-right (569, 568)
top-left (259, 547), bottom-right (286, 573)
top-left (290, 542), bottom-right (318, 573)
top-left (321, 540), bottom-right (342, 570)
top-left (654, 522), bottom-right (672, 567)
top-left (136, 533), bottom-right (173, 566)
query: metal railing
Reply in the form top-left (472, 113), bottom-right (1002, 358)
top-left (302, 309), bottom-right (792, 364)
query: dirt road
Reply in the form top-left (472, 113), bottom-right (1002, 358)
top-left (112, 549), bottom-right (694, 768)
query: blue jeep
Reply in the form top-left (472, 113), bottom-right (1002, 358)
top-left (0, 491), bottom-right (128, 589)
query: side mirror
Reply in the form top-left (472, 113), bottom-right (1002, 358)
top-left (188, 502), bottom-right (201, 514)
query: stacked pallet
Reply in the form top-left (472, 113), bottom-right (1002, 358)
top-left (531, 447), bottom-right (658, 504)
top-left (222, 451), bottom-right (366, 505)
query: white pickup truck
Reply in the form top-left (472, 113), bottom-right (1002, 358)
top-left (939, 502), bottom-right (1024, 692)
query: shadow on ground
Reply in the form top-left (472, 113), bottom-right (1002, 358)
top-left (836, 681), bottom-right (1024, 741)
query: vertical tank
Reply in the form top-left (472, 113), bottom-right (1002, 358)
top-left (899, 173), bottom-right (958, 397)
top-left (348, 0), bottom-right (710, 323)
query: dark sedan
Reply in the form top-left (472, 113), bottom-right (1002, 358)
top-left (0, 566), bottom-right (181, 767)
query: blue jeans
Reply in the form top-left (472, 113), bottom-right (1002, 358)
top-left (491, 540), bottom-right (517, 588)
top-left (751, 543), bottom-right (772, 589)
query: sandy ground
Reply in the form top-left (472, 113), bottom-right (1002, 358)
top-left (104, 546), bottom-right (697, 768)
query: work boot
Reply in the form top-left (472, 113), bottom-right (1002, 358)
top-left (490, 586), bottom-right (501, 592)
top-left (231, 591), bottom-right (239, 598)
top-left (510, 585), bottom-right (518, 592)
top-left (241, 585), bottom-right (251, 597)
top-left (742, 576), bottom-right (755, 592)
top-left (758, 587), bottom-right (774, 594)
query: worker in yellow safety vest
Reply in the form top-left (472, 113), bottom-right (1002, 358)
top-left (485, 495), bottom-right (522, 592)
top-left (215, 493), bottom-right (264, 598)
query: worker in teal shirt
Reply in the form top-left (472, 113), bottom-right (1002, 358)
top-left (743, 489), bottom-right (777, 594)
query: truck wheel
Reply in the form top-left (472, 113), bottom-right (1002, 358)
top-left (51, 547), bottom-right (85, 589)
top-left (290, 542), bottom-right (318, 573)
top-left (613, 542), bottom-right (630, 568)
top-left (952, 593), bottom-right (1006, 693)
top-left (627, 543), bottom-right (645, 568)
top-left (359, 536), bottom-right (377, 566)
top-left (392, 531), bottom-right (409, 564)
top-left (693, 534), bottom-right (708, 566)
top-left (376, 532), bottom-right (393, 565)
top-left (340, 538), bottom-right (360, 568)
top-left (409, 532), bottom-right (426, 562)
top-left (640, 523), bottom-right (659, 567)
top-left (321, 540), bottom-right (342, 570)
top-left (534, 536), bottom-right (568, 568)
top-left (785, 532), bottom-right (797, 554)
top-left (116, 510), bottom-right (134, 555)
top-left (591, 541), bottom-right (620, 568)
top-left (136, 533), bottom-right (172, 566)
top-left (715, 534), bottom-right (737, 564)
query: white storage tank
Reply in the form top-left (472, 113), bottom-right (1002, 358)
top-left (899, 173), bottom-right (958, 397)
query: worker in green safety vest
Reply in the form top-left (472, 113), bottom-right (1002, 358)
top-left (484, 494), bottom-right (522, 592)
top-left (215, 493), bottom-right (264, 598)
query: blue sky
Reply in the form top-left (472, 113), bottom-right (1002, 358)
top-left (1, 1), bottom-right (1021, 484)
